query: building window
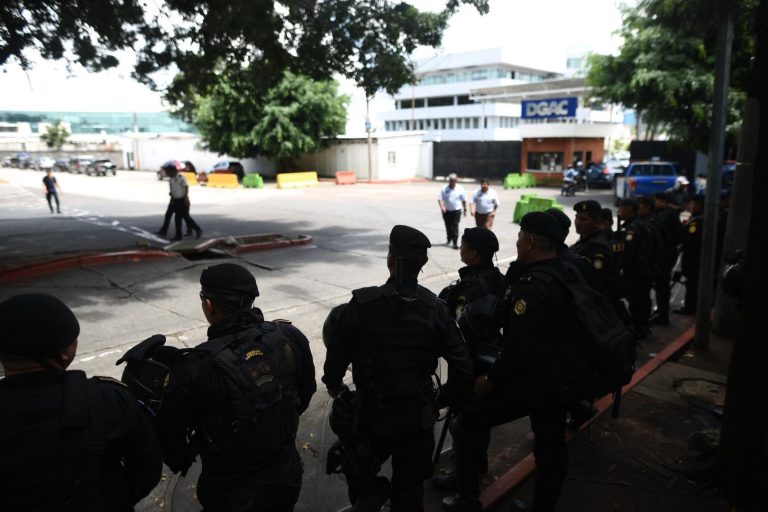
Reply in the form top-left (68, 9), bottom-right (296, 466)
top-left (440, 119), bottom-right (446, 129)
top-left (427, 96), bottom-right (454, 107)
top-left (388, 151), bottom-right (397, 164)
top-left (456, 95), bottom-right (474, 105)
top-left (473, 118), bottom-right (479, 129)
top-left (483, 118), bottom-right (487, 128)
top-left (471, 69), bottom-right (488, 81)
top-left (528, 152), bottom-right (564, 172)
top-left (448, 118), bottom-right (454, 129)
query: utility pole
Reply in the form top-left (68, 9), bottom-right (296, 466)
top-left (695, 13), bottom-right (734, 351)
top-left (366, 95), bottom-right (373, 182)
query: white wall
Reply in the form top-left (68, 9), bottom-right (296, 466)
top-left (293, 135), bottom-right (432, 180)
top-left (123, 135), bottom-right (277, 176)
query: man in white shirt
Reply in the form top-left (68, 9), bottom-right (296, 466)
top-left (470, 179), bottom-right (500, 229)
top-left (158, 163), bottom-right (202, 241)
top-left (437, 174), bottom-right (467, 249)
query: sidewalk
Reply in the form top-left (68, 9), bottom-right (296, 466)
top-left (426, 325), bottom-right (733, 512)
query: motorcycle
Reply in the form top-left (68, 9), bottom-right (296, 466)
top-left (562, 175), bottom-right (576, 196)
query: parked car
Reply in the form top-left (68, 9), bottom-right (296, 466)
top-left (617, 160), bottom-right (679, 199)
top-left (694, 161), bottom-right (736, 195)
top-left (584, 163), bottom-right (614, 189)
top-left (210, 160), bottom-right (245, 182)
top-left (1, 156), bottom-right (12, 167)
top-left (157, 160), bottom-right (196, 180)
top-left (69, 155), bottom-right (95, 174)
top-left (53, 159), bottom-right (70, 172)
top-left (34, 156), bottom-right (56, 171)
top-left (10, 152), bottom-right (32, 168)
top-left (86, 159), bottom-right (117, 176)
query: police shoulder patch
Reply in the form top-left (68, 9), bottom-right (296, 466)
top-left (689, 224), bottom-right (697, 234)
top-left (593, 257), bottom-right (604, 270)
top-left (625, 232), bottom-right (634, 241)
top-left (513, 298), bottom-right (527, 316)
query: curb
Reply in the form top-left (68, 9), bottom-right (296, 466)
top-left (0, 250), bottom-right (179, 282)
top-left (479, 325), bottom-right (697, 509)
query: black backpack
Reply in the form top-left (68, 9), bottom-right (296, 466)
top-left (532, 264), bottom-right (638, 417)
top-left (196, 323), bottom-right (301, 466)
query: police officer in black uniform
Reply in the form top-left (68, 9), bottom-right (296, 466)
top-left (0, 293), bottom-right (162, 512)
top-left (676, 194), bottom-right (704, 315)
top-left (543, 207), bottom-right (597, 288)
top-left (571, 200), bottom-right (619, 297)
top-left (439, 227), bottom-right (506, 350)
top-left (651, 192), bottom-right (683, 325)
top-left (155, 263), bottom-right (316, 512)
top-left (432, 228), bottom-right (505, 492)
top-left (443, 212), bottom-right (572, 512)
top-left (323, 225), bottom-right (474, 512)
top-left (616, 198), bottom-right (654, 335)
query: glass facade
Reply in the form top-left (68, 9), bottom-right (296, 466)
top-left (418, 67), bottom-right (557, 86)
top-left (0, 111), bottom-right (194, 134)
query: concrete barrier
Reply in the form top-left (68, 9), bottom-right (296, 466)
top-left (276, 171), bottom-right (319, 189)
top-left (243, 174), bottom-right (264, 189)
top-left (181, 172), bottom-right (198, 186)
top-left (207, 173), bottom-right (240, 188)
top-left (335, 171), bottom-right (357, 185)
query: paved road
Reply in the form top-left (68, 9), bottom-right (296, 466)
top-left (0, 166), bottom-right (628, 511)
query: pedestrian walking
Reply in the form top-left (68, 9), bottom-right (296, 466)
top-left (470, 179), bottom-right (500, 229)
top-left (155, 263), bottom-right (316, 511)
top-left (156, 162), bottom-right (202, 241)
top-left (438, 174), bottom-right (467, 249)
top-left (42, 168), bottom-right (62, 213)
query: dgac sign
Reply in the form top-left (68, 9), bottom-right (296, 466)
top-left (521, 97), bottom-right (578, 119)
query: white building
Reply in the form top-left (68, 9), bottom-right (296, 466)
top-left (379, 48), bottom-right (562, 142)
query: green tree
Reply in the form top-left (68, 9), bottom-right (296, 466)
top-left (586, 0), bottom-right (757, 152)
top-left (193, 71), bottom-right (349, 169)
top-left (39, 120), bottom-right (70, 150)
top-left (2, 1), bottom-right (488, 107)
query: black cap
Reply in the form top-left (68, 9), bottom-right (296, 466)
top-left (545, 208), bottom-right (570, 243)
top-left (389, 225), bottom-right (431, 258)
top-left (461, 227), bottom-right (499, 255)
top-left (0, 294), bottom-right (80, 357)
top-left (618, 198), bottom-right (639, 209)
top-left (520, 211), bottom-right (564, 242)
top-left (200, 263), bottom-right (259, 305)
top-left (573, 200), bottom-right (602, 215)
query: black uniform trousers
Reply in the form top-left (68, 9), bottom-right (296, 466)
top-left (196, 447), bottom-right (302, 512)
top-left (343, 427), bottom-right (434, 512)
top-left (652, 256), bottom-right (676, 321)
top-left (160, 198), bottom-right (201, 238)
top-left (625, 276), bottom-right (652, 331)
top-left (453, 391), bottom-right (567, 512)
top-left (442, 210), bottom-right (462, 245)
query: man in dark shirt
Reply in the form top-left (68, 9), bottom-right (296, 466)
top-left (676, 194), bottom-right (704, 314)
top-left (42, 168), bottom-right (63, 213)
top-left (0, 293), bottom-right (162, 511)
top-left (570, 200), bottom-right (619, 297)
top-left (323, 225), bottom-right (473, 512)
top-left (616, 198), bottom-right (655, 335)
top-left (443, 212), bottom-right (572, 512)
top-left (651, 192), bottom-right (683, 325)
top-left (156, 263), bottom-right (316, 511)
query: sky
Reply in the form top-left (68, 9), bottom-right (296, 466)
top-left (0, 0), bottom-right (631, 132)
